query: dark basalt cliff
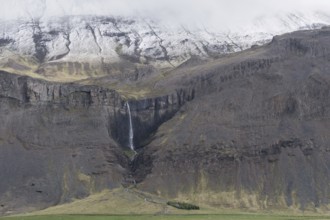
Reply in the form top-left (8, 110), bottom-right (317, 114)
top-left (134, 27), bottom-right (330, 211)
top-left (0, 71), bottom-right (193, 214)
top-left (1, 27), bottom-right (330, 214)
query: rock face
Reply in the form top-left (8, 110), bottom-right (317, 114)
top-left (1, 26), bottom-right (330, 214)
top-left (0, 71), bottom-right (193, 214)
top-left (0, 71), bottom-right (125, 214)
top-left (133, 27), bottom-right (330, 211)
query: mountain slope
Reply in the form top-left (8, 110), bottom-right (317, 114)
top-left (1, 15), bottom-right (330, 215)
top-left (0, 12), bottom-right (329, 82)
top-left (133, 27), bottom-right (330, 211)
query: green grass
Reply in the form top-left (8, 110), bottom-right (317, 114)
top-left (1, 214), bottom-right (330, 220)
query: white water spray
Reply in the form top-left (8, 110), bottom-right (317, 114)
top-left (126, 102), bottom-right (134, 150)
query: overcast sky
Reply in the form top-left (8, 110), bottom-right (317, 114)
top-left (0, 0), bottom-right (330, 29)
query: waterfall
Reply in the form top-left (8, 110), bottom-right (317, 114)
top-left (126, 102), bottom-right (134, 150)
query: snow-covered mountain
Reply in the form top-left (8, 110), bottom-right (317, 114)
top-left (0, 11), bottom-right (330, 81)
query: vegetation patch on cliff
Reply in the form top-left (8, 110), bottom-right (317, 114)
top-left (167, 201), bottom-right (200, 210)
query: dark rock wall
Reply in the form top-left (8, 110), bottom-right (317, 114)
top-left (0, 71), bottom-right (193, 214)
top-left (135, 28), bottom-right (330, 211)
top-left (0, 72), bottom-right (126, 214)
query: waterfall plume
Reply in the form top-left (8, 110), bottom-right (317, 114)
top-left (126, 102), bottom-right (134, 150)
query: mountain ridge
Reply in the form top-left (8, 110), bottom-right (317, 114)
top-left (0, 12), bottom-right (329, 82)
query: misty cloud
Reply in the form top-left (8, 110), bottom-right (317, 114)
top-left (0, 0), bottom-right (330, 31)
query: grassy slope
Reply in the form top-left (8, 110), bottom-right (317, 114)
top-left (2, 188), bottom-right (328, 220)
top-left (27, 188), bottom-right (169, 216)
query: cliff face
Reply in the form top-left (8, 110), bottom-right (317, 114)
top-left (1, 27), bottom-right (330, 214)
top-left (0, 71), bottom-right (193, 214)
top-left (133, 27), bottom-right (330, 211)
top-left (0, 72), bottom-right (123, 214)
